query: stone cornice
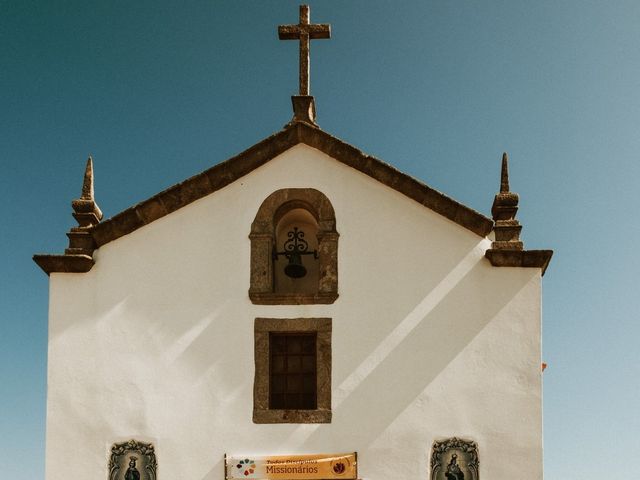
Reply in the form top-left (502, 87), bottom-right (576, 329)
top-left (484, 249), bottom-right (553, 276)
top-left (484, 153), bottom-right (553, 275)
top-left (32, 254), bottom-right (94, 275)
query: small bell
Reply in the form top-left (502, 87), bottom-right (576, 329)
top-left (284, 251), bottom-right (307, 278)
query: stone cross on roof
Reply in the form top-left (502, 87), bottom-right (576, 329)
top-left (278, 4), bottom-right (331, 96)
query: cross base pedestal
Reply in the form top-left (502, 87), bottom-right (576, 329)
top-left (290, 95), bottom-right (318, 126)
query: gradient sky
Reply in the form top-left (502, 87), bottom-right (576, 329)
top-left (2, 1), bottom-right (639, 479)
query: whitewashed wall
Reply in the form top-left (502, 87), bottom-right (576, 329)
top-left (46, 144), bottom-right (543, 480)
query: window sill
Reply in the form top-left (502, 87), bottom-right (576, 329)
top-left (253, 408), bottom-right (332, 424)
top-left (249, 292), bottom-right (338, 305)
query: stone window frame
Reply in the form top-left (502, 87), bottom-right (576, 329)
top-left (249, 188), bottom-right (339, 305)
top-left (253, 317), bottom-right (332, 424)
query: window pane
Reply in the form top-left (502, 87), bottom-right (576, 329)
top-left (272, 356), bottom-right (286, 373)
top-left (302, 336), bottom-right (315, 353)
top-left (288, 337), bottom-right (302, 354)
top-left (271, 393), bottom-right (285, 409)
top-left (302, 393), bottom-right (316, 409)
top-left (270, 333), bottom-right (317, 411)
top-left (302, 375), bottom-right (315, 393)
top-left (271, 374), bottom-right (285, 393)
top-left (271, 336), bottom-right (287, 354)
top-left (287, 374), bottom-right (302, 392)
top-left (287, 356), bottom-right (302, 373)
top-left (302, 355), bottom-right (315, 372)
top-left (286, 393), bottom-right (300, 408)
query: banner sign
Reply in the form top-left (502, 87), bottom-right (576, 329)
top-left (226, 453), bottom-right (357, 480)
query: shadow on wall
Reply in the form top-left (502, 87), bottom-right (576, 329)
top-left (201, 457), bottom-right (225, 480)
top-left (292, 259), bottom-right (533, 450)
top-left (48, 220), bottom-right (535, 476)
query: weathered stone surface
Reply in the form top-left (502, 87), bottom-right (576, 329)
top-left (278, 5), bottom-right (331, 96)
top-left (249, 235), bottom-right (273, 294)
top-left (252, 408), bottom-right (332, 424)
top-left (91, 220), bottom-right (116, 247)
top-left (521, 250), bottom-right (554, 271)
top-left (290, 95), bottom-right (318, 126)
top-left (135, 197), bottom-right (168, 225)
top-left (72, 157), bottom-right (103, 224)
top-left (249, 292), bottom-right (339, 305)
top-left (72, 211), bottom-right (101, 227)
top-left (317, 232), bottom-right (338, 295)
top-left (485, 249), bottom-right (553, 275)
top-left (33, 157), bottom-right (103, 274)
top-left (485, 152), bottom-right (553, 275)
top-left (65, 230), bottom-right (96, 254)
top-left (110, 209), bottom-right (144, 240)
top-left (490, 240), bottom-right (524, 250)
top-left (32, 254), bottom-right (94, 275)
top-left (253, 318), bottom-right (332, 424)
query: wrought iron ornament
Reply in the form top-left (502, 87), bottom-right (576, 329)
top-left (430, 437), bottom-right (479, 480)
top-left (274, 227), bottom-right (318, 278)
top-left (108, 439), bottom-right (157, 480)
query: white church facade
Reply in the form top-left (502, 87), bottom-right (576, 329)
top-left (34, 6), bottom-right (552, 480)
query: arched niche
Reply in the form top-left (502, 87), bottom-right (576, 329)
top-left (249, 188), bottom-right (339, 305)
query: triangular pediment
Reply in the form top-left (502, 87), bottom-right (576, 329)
top-left (90, 122), bottom-right (493, 248)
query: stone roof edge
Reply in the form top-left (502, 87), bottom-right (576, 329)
top-left (89, 122), bottom-right (494, 248)
top-left (90, 125), bottom-right (300, 247)
top-left (298, 124), bottom-right (494, 237)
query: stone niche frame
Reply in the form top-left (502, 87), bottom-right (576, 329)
top-left (249, 188), bottom-right (339, 305)
top-left (253, 317), bottom-right (332, 423)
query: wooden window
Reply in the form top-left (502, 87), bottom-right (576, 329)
top-left (254, 318), bottom-right (331, 424)
top-left (269, 333), bottom-right (317, 410)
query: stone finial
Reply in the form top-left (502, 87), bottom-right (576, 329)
top-left (485, 152), bottom-right (554, 275)
top-left (34, 156), bottom-right (102, 274)
top-left (489, 152), bottom-right (523, 250)
top-left (81, 155), bottom-right (95, 198)
top-left (71, 156), bottom-right (103, 227)
top-left (65, 157), bottom-right (102, 256)
top-left (500, 152), bottom-right (510, 193)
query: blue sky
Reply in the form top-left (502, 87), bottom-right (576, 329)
top-left (1, 1), bottom-right (639, 478)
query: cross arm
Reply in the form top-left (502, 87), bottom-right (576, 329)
top-left (278, 25), bottom-right (301, 40)
top-left (307, 24), bottom-right (331, 39)
top-left (278, 24), bottom-right (331, 40)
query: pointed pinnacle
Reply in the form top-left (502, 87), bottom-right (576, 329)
top-left (500, 152), bottom-right (510, 193)
top-left (81, 156), bottom-right (94, 200)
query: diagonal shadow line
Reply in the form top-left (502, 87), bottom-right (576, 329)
top-left (333, 243), bottom-right (486, 408)
top-left (297, 261), bottom-right (535, 450)
top-left (283, 242), bottom-right (487, 445)
top-left (201, 457), bottom-right (225, 480)
top-left (167, 313), bottom-right (218, 364)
